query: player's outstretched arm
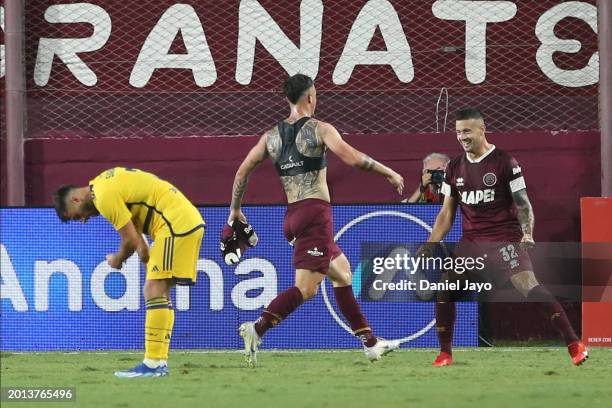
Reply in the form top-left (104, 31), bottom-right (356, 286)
top-left (428, 193), bottom-right (458, 243)
top-left (318, 122), bottom-right (404, 195)
top-left (228, 133), bottom-right (269, 224)
top-left (512, 188), bottom-right (535, 248)
top-left (106, 220), bottom-right (149, 269)
top-left (415, 194), bottom-right (457, 258)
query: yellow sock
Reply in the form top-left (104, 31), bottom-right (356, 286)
top-left (144, 297), bottom-right (174, 361)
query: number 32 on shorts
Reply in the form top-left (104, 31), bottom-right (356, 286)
top-left (499, 244), bottom-right (518, 262)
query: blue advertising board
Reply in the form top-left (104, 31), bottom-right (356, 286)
top-left (0, 205), bottom-right (476, 350)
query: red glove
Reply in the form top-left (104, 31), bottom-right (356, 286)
top-left (220, 220), bottom-right (258, 265)
top-left (233, 220), bottom-right (259, 248)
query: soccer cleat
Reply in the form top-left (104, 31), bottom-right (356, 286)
top-left (363, 338), bottom-right (400, 362)
top-left (432, 352), bottom-right (453, 367)
top-left (239, 322), bottom-right (261, 367)
top-left (568, 341), bottom-right (588, 366)
top-left (114, 363), bottom-right (168, 378)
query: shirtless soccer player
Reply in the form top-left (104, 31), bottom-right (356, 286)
top-left (425, 108), bottom-right (588, 367)
top-left (53, 167), bottom-right (205, 377)
top-left (228, 74), bottom-right (405, 366)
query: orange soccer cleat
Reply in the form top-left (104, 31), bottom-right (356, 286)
top-left (432, 352), bottom-right (453, 367)
top-left (568, 341), bottom-right (588, 366)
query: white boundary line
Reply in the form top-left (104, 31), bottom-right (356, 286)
top-left (4, 347), bottom-right (610, 355)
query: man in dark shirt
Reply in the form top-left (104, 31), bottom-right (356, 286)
top-left (425, 108), bottom-right (587, 367)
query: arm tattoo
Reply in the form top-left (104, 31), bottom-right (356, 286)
top-left (231, 145), bottom-right (267, 209)
top-left (231, 177), bottom-right (248, 210)
top-left (266, 127), bottom-right (282, 162)
top-left (512, 189), bottom-right (535, 235)
top-left (359, 155), bottom-right (376, 172)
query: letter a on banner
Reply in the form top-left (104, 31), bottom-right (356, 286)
top-left (130, 4), bottom-right (217, 88)
top-left (333, 0), bottom-right (413, 85)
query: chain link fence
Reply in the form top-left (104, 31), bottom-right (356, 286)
top-left (10, 0), bottom-right (602, 139)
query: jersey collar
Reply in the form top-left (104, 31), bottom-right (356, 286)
top-left (466, 144), bottom-right (496, 163)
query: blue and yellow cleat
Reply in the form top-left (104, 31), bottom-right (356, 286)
top-left (114, 363), bottom-right (168, 378)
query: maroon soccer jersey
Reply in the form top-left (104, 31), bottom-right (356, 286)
top-left (441, 146), bottom-right (526, 242)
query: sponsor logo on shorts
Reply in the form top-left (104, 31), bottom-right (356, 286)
top-left (152, 265), bottom-right (160, 272)
top-left (307, 247), bottom-right (324, 257)
top-left (483, 172), bottom-right (497, 187)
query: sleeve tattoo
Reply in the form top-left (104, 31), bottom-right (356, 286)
top-left (230, 141), bottom-right (268, 210)
top-left (512, 189), bottom-right (534, 235)
top-left (231, 177), bottom-right (248, 210)
top-left (359, 155), bottom-right (377, 172)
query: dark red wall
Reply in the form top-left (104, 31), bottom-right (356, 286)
top-left (0, 138), bottom-right (6, 205)
top-left (24, 130), bottom-right (600, 242)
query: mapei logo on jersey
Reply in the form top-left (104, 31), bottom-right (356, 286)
top-left (280, 155), bottom-right (304, 171)
top-left (483, 172), bottom-right (497, 187)
top-left (461, 189), bottom-right (495, 205)
top-left (456, 177), bottom-right (464, 187)
top-left (307, 247), bottom-right (324, 257)
top-left (512, 166), bottom-right (522, 175)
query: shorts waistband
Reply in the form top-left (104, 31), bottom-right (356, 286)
top-left (287, 198), bottom-right (331, 210)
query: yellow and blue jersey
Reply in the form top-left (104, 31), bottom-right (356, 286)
top-left (89, 167), bottom-right (204, 239)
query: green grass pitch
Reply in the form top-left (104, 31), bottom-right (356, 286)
top-left (1, 348), bottom-right (611, 408)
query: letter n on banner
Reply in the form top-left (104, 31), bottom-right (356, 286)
top-left (581, 197), bottom-right (612, 346)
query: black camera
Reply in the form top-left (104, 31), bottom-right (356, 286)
top-left (427, 169), bottom-right (445, 184)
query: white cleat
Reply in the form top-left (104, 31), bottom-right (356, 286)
top-left (239, 322), bottom-right (261, 367)
top-left (363, 338), bottom-right (400, 362)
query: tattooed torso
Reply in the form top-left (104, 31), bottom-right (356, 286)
top-left (266, 119), bottom-right (330, 204)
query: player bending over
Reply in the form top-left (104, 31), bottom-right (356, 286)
top-left (228, 74), bottom-right (405, 366)
top-left (424, 109), bottom-right (587, 367)
top-left (53, 167), bottom-right (205, 377)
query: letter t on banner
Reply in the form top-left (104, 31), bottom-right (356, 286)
top-left (432, 0), bottom-right (517, 84)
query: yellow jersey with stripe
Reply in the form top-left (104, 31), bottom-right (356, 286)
top-left (89, 167), bottom-right (204, 239)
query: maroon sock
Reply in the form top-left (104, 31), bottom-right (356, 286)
top-left (527, 285), bottom-right (579, 345)
top-left (436, 302), bottom-right (456, 355)
top-left (254, 286), bottom-right (304, 337)
top-left (334, 286), bottom-right (377, 347)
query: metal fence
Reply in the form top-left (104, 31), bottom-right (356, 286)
top-left (1, 0), bottom-right (601, 139)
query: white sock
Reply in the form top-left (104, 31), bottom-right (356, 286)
top-left (143, 358), bottom-right (162, 368)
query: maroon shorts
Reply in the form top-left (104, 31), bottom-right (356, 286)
top-left (454, 240), bottom-right (534, 285)
top-left (283, 198), bottom-right (342, 273)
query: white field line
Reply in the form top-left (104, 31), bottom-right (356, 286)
top-left (4, 347), bottom-right (611, 355)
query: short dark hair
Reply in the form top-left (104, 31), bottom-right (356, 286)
top-left (456, 108), bottom-right (484, 122)
top-left (53, 184), bottom-right (76, 222)
top-left (283, 74), bottom-right (314, 104)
